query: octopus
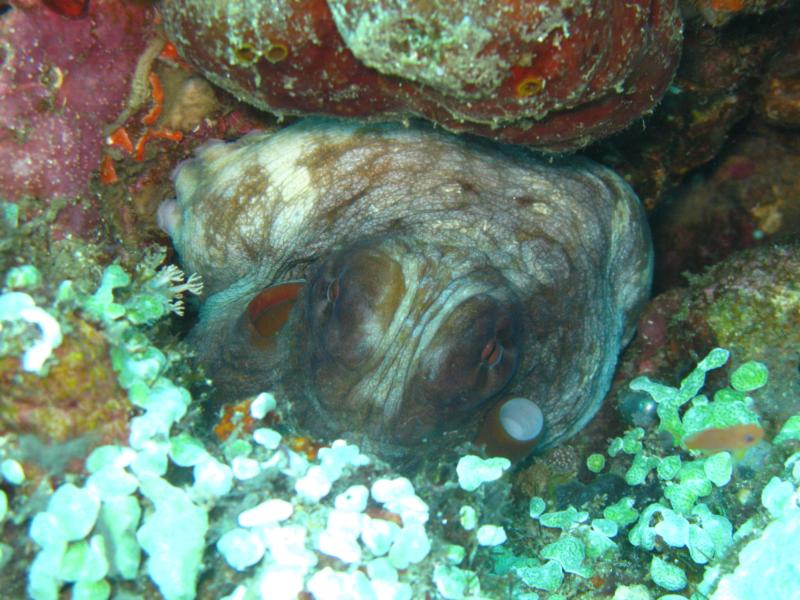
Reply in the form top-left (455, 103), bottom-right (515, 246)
top-left (159, 120), bottom-right (652, 461)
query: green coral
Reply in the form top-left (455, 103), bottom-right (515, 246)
top-left (650, 556), bottom-right (687, 592)
top-left (5, 265), bottom-right (42, 289)
top-left (603, 497), bottom-right (639, 528)
top-left (730, 361), bottom-right (769, 392)
top-left (630, 347), bottom-right (762, 448)
top-left (84, 250), bottom-right (202, 326)
top-left (775, 415), bottom-right (800, 445)
top-left (538, 506), bottom-right (588, 531)
top-left (586, 453), bottom-right (605, 473)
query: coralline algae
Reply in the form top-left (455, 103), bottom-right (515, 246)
top-left (0, 0), bottom-right (155, 203)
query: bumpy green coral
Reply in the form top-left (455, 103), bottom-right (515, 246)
top-left (775, 415), bottom-right (800, 444)
top-left (650, 555), bottom-right (686, 591)
top-left (586, 453), bottom-right (606, 473)
top-left (630, 347), bottom-right (762, 448)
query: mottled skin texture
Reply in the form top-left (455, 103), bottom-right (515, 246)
top-left (164, 120), bottom-right (652, 458)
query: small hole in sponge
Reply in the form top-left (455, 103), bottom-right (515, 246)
top-left (235, 45), bottom-right (257, 64)
top-left (265, 44), bottom-right (289, 63)
top-left (516, 76), bottom-right (545, 98)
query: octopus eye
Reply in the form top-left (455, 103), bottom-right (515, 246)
top-left (326, 278), bottom-right (340, 303)
top-left (408, 293), bottom-right (522, 422)
top-left (480, 338), bottom-right (503, 367)
top-left (481, 314), bottom-right (514, 370)
top-left (309, 247), bottom-right (405, 368)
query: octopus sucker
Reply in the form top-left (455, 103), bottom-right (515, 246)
top-left (163, 119), bottom-right (652, 462)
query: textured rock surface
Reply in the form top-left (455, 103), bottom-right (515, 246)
top-left (588, 4), bottom-right (797, 210)
top-left (160, 0), bottom-right (682, 150)
top-left (0, 0), bottom-right (155, 202)
top-left (162, 120), bottom-right (652, 458)
top-left (651, 125), bottom-right (800, 291)
top-left (612, 244), bottom-right (800, 429)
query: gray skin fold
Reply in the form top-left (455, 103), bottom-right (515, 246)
top-left (162, 119), bottom-right (652, 461)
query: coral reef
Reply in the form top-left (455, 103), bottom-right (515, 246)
top-left (96, 42), bottom-right (271, 250)
top-left (160, 0), bottom-right (682, 150)
top-left (3, 272), bottom-right (798, 600)
top-left (497, 348), bottom-right (800, 599)
top-left (1, 159), bottom-right (798, 600)
top-left (651, 125), bottom-right (800, 290)
top-left (2, 3), bottom-right (800, 600)
top-left (757, 36), bottom-right (800, 128)
top-left (689, 0), bottom-right (791, 27)
top-left (0, 316), bottom-right (128, 445)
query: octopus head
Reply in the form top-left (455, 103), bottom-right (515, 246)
top-left (238, 235), bottom-right (538, 458)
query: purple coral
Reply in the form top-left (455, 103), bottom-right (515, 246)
top-left (0, 0), bottom-right (154, 204)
